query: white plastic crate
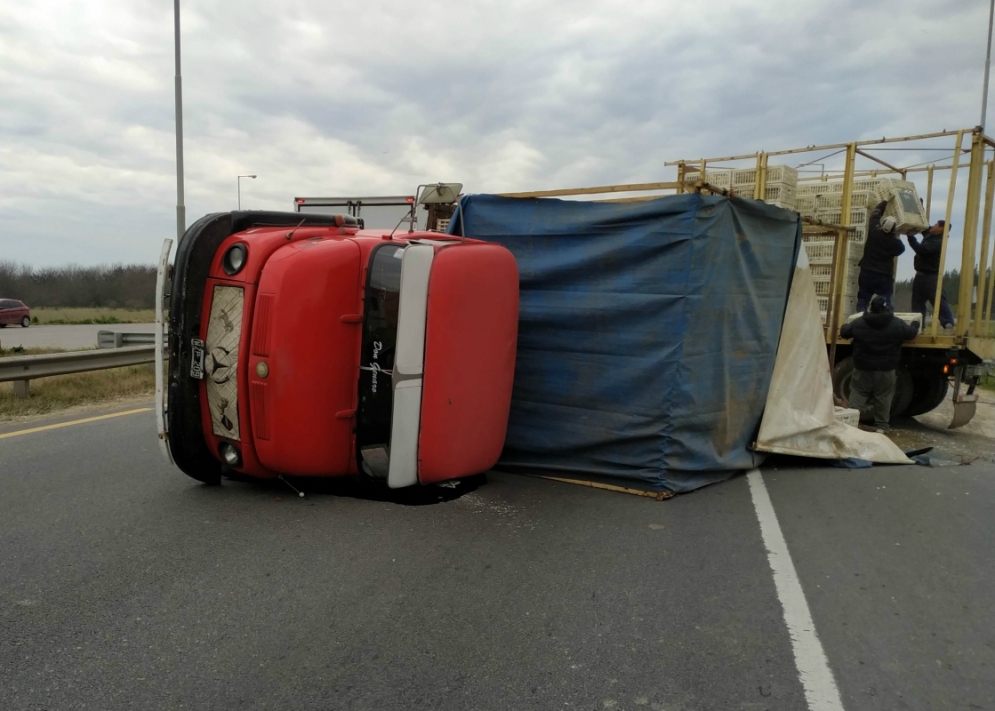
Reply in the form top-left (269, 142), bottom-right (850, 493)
top-left (796, 195), bottom-right (818, 215)
top-left (804, 241), bottom-right (836, 265)
top-left (873, 178), bottom-right (928, 232)
top-left (816, 191), bottom-right (872, 211)
top-left (818, 296), bottom-right (858, 322)
top-left (799, 180), bottom-right (844, 195)
top-left (732, 164), bottom-right (798, 187)
top-left (810, 257), bottom-right (860, 282)
top-left (813, 275), bottom-right (858, 296)
top-left (683, 170), bottom-right (733, 188)
top-left (834, 407), bottom-right (860, 427)
top-left (434, 218), bottom-right (451, 233)
top-left (852, 178), bottom-right (882, 193)
top-left (804, 241), bottom-right (837, 264)
top-left (737, 183), bottom-right (797, 207)
top-left (765, 182), bottom-right (796, 205)
top-left (815, 207), bottom-right (869, 228)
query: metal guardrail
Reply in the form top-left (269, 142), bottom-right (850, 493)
top-left (0, 346), bottom-right (154, 398)
top-left (98, 330), bottom-right (155, 348)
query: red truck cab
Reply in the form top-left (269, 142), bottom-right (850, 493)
top-left (157, 211), bottom-right (518, 488)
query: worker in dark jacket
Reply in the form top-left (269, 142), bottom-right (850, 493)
top-left (839, 296), bottom-right (919, 432)
top-left (907, 220), bottom-right (955, 329)
top-left (855, 200), bottom-right (905, 313)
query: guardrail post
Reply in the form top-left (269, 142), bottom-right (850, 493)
top-left (13, 380), bottom-right (29, 398)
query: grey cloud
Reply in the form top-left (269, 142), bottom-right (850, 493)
top-left (0, 0), bottom-right (992, 271)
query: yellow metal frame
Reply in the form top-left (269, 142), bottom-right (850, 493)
top-left (666, 127), bottom-right (995, 359)
top-left (498, 127), bottom-right (995, 361)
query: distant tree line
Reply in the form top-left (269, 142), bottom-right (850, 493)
top-left (893, 268), bottom-right (993, 313)
top-left (0, 262), bottom-right (156, 309)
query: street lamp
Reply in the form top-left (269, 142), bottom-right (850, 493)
top-left (237, 175), bottom-right (257, 210)
top-left (173, 0), bottom-right (185, 241)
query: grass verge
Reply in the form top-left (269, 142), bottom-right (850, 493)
top-left (0, 357), bottom-right (155, 421)
top-left (29, 307), bottom-right (156, 325)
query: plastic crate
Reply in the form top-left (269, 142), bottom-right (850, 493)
top-left (816, 191), bottom-right (872, 210)
top-left (810, 257), bottom-right (860, 282)
top-left (434, 218), bottom-right (451, 233)
top-left (796, 195), bottom-right (818, 213)
top-left (813, 275), bottom-right (858, 296)
top-left (852, 178), bottom-right (882, 193)
top-left (818, 296), bottom-right (858, 322)
top-left (873, 178), bottom-right (928, 232)
top-left (815, 207), bottom-right (869, 228)
top-left (737, 183), bottom-right (797, 206)
top-left (804, 241), bottom-right (837, 265)
top-left (683, 170), bottom-right (733, 188)
top-left (799, 180), bottom-right (844, 195)
top-left (834, 407), bottom-right (860, 427)
top-left (732, 164), bottom-right (798, 187)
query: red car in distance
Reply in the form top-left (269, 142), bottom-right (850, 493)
top-left (0, 299), bottom-right (30, 328)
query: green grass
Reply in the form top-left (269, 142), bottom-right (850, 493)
top-left (29, 307), bottom-right (155, 325)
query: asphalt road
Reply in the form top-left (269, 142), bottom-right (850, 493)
top-left (0, 407), bottom-right (992, 711)
top-left (0, 323), bottom-right (156, 350)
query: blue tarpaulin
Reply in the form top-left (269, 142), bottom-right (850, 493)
top-left (448, 193), bottom-right (801, 494)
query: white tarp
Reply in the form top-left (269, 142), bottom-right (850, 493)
top-left (755, 246), bottom-right (912, 464)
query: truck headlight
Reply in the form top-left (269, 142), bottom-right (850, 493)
top-left (222, 244), bottom-right (248, 276)
top-left (219, 441), bottom-right (242, 467)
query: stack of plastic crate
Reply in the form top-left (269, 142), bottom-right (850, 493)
top-left (731, 165), bottom-right (798, 210)
top-left (802, 225), bottom-right (859, 322)
top-left (682, 170), bottom-right (733, 190)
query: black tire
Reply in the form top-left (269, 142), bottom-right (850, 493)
top-left (21, 316), bottom-right (30, 328)
top-left (0, 323), bottom-right (6, 328)
top-left (905, 373), bottom-right (949, 417)
top-left (832, 357), bottom-right (913, 418)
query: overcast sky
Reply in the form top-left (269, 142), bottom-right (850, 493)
top-left (1, 0), bottom-right (992, 279)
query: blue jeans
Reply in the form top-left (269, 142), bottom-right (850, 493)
top-left (856, 269), bottom-right (894, 313)
top-left (911, 273), bottom-right (954, 327)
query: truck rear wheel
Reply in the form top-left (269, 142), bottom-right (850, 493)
top-left (904, 373), bottom-right (949, 417)
top-left (832, 357), bottom-right (913, 418)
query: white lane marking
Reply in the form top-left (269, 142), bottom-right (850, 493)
top-left (747, 469), bottom-right (845, 711)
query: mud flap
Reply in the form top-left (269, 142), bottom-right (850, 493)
top-left (949, 395), bottom-right (978, 429)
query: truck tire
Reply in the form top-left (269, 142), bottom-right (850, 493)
top-left (904, 373), bottom-right (949, 417)
top-left (832, 357), bottom-right (914, 418)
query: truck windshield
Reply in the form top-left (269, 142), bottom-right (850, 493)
top-left (356, 244), bottom-right (404, 476)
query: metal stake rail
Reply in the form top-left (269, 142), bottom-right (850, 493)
top-left (667, 127), bottom-right (995, 346)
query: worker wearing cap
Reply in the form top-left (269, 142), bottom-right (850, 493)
top-left (855, 200), bottom-right (905, 313)
top-left (907, 220), bottom-right (955, 329)
top-left (840, 295), bottom-right (920, 433)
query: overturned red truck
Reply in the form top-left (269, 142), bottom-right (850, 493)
top-left (155, 205), bottom-right (519, 488)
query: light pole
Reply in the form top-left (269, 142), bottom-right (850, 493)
top-left (983, 0), bottom-right (995, 128)
top-left (237, 175), bottom-right (257, 210)
top-left (173, 0), bottom-right (185, 241)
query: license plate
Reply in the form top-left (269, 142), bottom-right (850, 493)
top-left (190, 338), bottom-right (205, 379)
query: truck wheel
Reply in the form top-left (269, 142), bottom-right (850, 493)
top-left (904, 373), bottom-right (949, 417)
top-left (21, 316), bottom-right (30, 328)
top-left (832, 357), bottom-right (913, 418)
